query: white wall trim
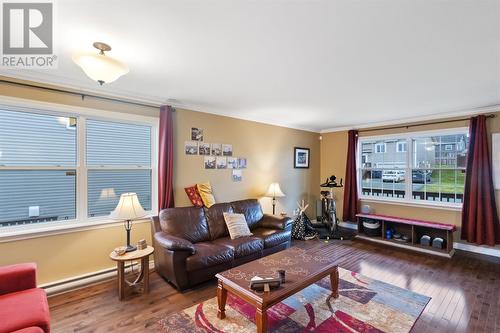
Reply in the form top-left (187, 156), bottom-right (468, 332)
top-left (320, 104), bottom-right (500, 133)
top-left (42, 259), bottom-right (155, 297)
top-left (453, 242), bottom-right (500, 258)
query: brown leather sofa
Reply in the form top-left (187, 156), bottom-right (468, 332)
top-left (151, 199), bottom-right (292, 290)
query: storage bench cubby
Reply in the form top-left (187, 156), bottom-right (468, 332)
top-left (356, 213), bottom-right (456, 258)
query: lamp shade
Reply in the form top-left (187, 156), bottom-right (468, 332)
top-left (109, 192), bottom-right (146, 220)
top-left (72, 52), bottom-right (129, 84)
top-left (265, 182), bottom-right (285, 198)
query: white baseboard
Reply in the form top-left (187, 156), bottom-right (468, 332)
top-left (453, 242), bottom-right (500, 258)
top-left (41, 260), bottom-right (155, 296)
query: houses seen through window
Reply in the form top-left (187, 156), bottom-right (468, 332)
top-left (359, 130), bottom-right (468, 206)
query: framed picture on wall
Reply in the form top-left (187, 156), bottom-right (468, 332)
top-left (222, 144), bottom-right (233, 156)
top-left (294, 147), bottom-right (310, 168)
top-left (199, 142), bottom-right (210, 155)
top-left (185, 141), bottom-right (198, 155)
top-left (191, 127), bottom-right (203, 141)
top-left (204, 156), bottom-right (216, 169)
top-left (216, 156), bottom-right (227, 169)
top-left (227, 157), bottom-right (238, 169)
top-left (211, 143), bottom-right (222, 156)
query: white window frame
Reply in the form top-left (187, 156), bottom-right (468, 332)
top-left (0, 96), bottom-right (159, 240)
top-left (375, 142), bottom-right (386, 153)
top-left (396, 141), bottom-right (407, 153)
top-left (444, 144), bottom-right (453, 151)
top-left (357, 127), bottom-right (468, 210)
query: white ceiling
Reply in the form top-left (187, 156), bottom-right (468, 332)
top-left (2, 0), bottom-right (499, 132)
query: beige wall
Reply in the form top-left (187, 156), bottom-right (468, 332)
top-left (320, 112), bottom-right (500, 247)
top-left (319, 131), bottom-right (348, 219)
top-left (0, 78), bottom-right (319, 284)
top-left (173, 108), bottom-right (319, 217)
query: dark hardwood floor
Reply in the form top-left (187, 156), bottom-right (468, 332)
top-left (48, 239), bottom-right (500, 333)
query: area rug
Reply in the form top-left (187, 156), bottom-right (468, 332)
top-left (157, 268), bottom-right (430, 333)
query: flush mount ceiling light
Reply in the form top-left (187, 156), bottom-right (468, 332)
top-left (72, 42), bottom-right (129, 85)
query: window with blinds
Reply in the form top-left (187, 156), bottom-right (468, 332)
top-left (0, 108), bottom-right (154, 228)
top-left (86, 119), bottom-right (152, 217)
top-left (0, 110), bottom-right (77, 226)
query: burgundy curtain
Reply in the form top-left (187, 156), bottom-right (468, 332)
top-left (158, 105), bottom-right (175, 210)
top-left (461, 115), bottom-right (500, 246)
top-left (343, 130), bottom-right (358, 222)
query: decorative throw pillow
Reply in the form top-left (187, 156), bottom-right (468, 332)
top-left (223, 212), bottom-right (253, 239)
top-left (197, 182), bottom-right (216, 208)
top-left (184, 185), bottom-right (204, 207)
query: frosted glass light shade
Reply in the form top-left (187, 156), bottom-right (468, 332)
top-left (73, 52), bottom-right (129, 84)
top-left (265, 182), bottom-right (285, 198)
top-left (109, 192), bottom-right (146, 220)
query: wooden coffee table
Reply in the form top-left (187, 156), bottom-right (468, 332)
top-left (215, 245), bottom-right (339, 333)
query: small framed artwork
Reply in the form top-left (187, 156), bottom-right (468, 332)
top-left (232, 169), bottom-right (242, 182)
top-left (216, 156), bottom-right (227, 169)
top-left (294, 147), bottom-right (310, 168)
top-left (199, 142), bottom-right (210, 155)
top-left (211, 143), bottom-right (222, 156)
top-left (185, 141), bottom-right (198, 155)
top-left (227, 157), bottom-right (238, 169)
top-left (222, 144), bottom-right (233, 156)
top-left (204, 156), bottom-right (216, 169)
top-left (238, 158), bottom-right (247, 169)
top-left (191, 127), bottom-right (203, 141)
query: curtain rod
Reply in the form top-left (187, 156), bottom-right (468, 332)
top-left (0, 79), bottom-right (162, 109)
top-left (358, 114), bottom-right (496, 133)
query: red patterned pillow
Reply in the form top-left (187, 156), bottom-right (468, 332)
top-left (184, 185), bottom-right (204, 207)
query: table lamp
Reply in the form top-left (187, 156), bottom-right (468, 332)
top-left (110, 192), bottom-right (146, 252)
top-left (265, 182), bottom-right (285, 215)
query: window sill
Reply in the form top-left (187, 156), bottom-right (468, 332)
top-left (0, 215), bottom-right (154, 243)
top-left (359, 197), bottom-right (463, 211)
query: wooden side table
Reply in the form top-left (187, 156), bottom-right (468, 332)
top-left (109, 246), bottom-right (154, 300)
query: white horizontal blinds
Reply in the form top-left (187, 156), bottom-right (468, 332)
top-left (0, 109), bottom-right (77, 226)
top-left (86, 119), bottom-right (151, 166)
top-left (0, 170), bottom-right (76, 225)
top-left (86, 119), bottom-right (152, 218)
top-left (87, 170), bottom-right (152, 217)
top-left (0, 109), bottom-right (76, 166)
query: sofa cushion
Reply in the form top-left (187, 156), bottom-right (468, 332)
top-left (184, 185), bottom-right (204, 208)
top-left (0, 288), bottom-right (50, 333)
top-left (197, 182), bottom-right (216, 208)
top-left (252, 228), bottom-right (292, 248)
top-left (231, 199), bottom-right (263, 230)
top-left (186, 242), bottom-right (234, 272)
top-left (213, 236), bottom-right (264, 258)
top-left (159, 206), bottom-right (210, 243)
top-left (223, 213), bottom-right (253, 239)
top-left (204, 203), bottom-right (233, 240)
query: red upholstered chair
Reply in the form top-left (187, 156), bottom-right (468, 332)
top-left (0, 263), bottom-right (50, 333)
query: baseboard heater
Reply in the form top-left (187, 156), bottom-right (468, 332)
top-left (41, 260), bottom-right (155, 296)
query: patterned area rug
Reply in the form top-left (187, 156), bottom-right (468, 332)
top-left (158, 268), bottom-right (430, 333)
